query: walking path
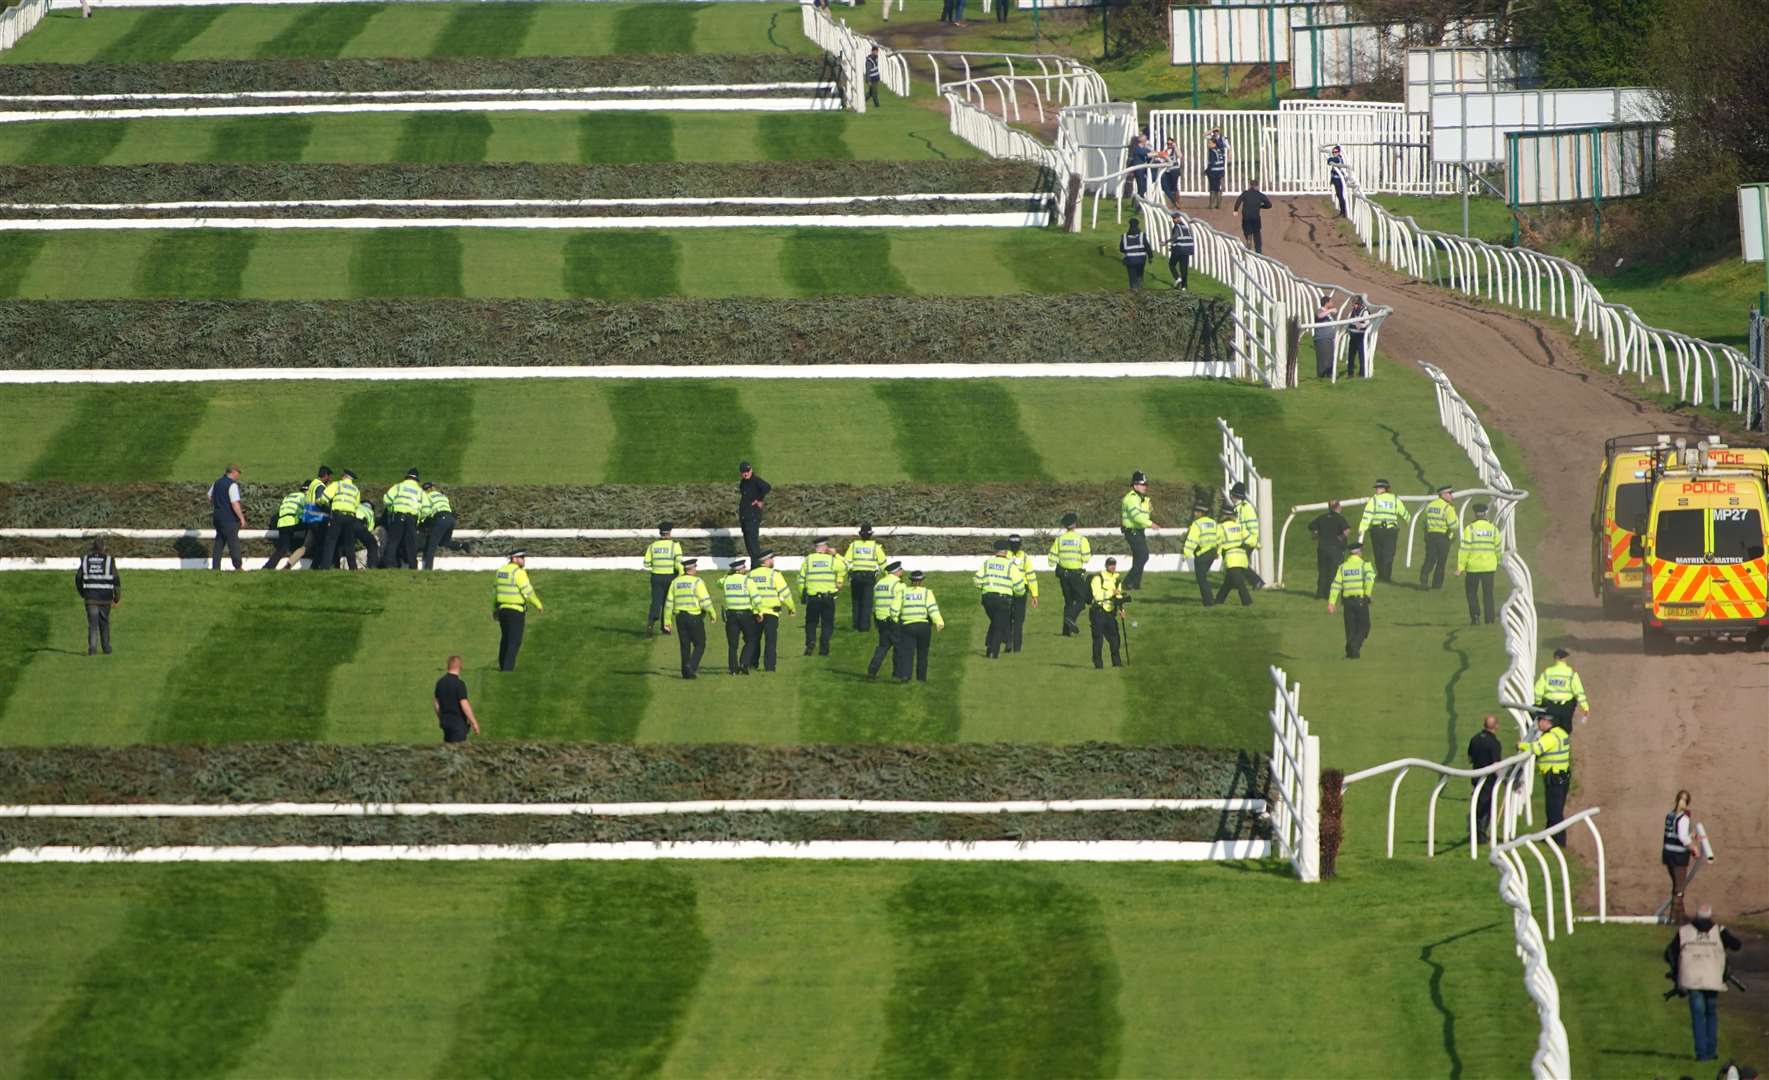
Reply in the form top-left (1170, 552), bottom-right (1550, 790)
top-left (1182, 195), bottom-right (1768, 918)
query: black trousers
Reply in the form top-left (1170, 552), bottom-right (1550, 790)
top-left (263, 525), bottom-right (304, 570)
top-left (940, 0), bottom-right (954, 19)
top-left (422, 512), bottom-right (467, 570)
top-left (1126, 260), bottom-right (1145, 290)
top-left (895, 622), bottom-right (932, 681)
top-left (725, 613), bottom-right (756, 673)
top-left (739, 514), bottom-right (763, 562)
top-left (1123, 528), bottom-right (1150, 589)
top-left (981, 594), bottom-right (1012, 658)
top-left (1331, 176), bottom-right (1346, 216)
top-left (1420, 533), bottom-right (1451, 589)
top-left (211, 514), bottom-right (242, 570)
top-left (352, 521), bottom-right (379, 570)
top-left (1090, 606), bottom-right (1122, 668)
top-left (1168, 249), bottom-right (1191, 288)
top-left (1542, 699), bottom-right (1577, 733)
top-left (995, 0), bottom-right (1008, 19)
top-left (675, 613), bottom-right (706, 678)
top-left (1206, 171), bottom-right (1224, 207)
top-left (1341, 597), bottom-right (1370, 658)
top-left (1368, 526), bottom-right (1398, 581)
top-left (382, 512), bottom-right (417, 569)
top-left (1058, 569), bottom-right (1088, 634)
top-left (1008, 593), bottom-right (1028, 652)
top-left (647, 573), bottom-right (673, 627)
top-left (804, 594), bottom-right (836, 654)
top-left (1543, 772), bottom-right (1570, 846)
top-left (850, 571), bottom-right (877, 630)
top-left (1243, 223), bottom-right (1263, 254)
top-left (319, 515), bottom-right (356, 570)
top-left (1346, 331), bottom-right (1367, 377)
top-left (1215, 566), bottom-right (1254, 606)
top-left (1192, 548), bottom-right (1217, 606)
top-left (1314, 548), bottom-right (1343, 600)
top-left (85, 601), bottom-right (112, 654)
top-left (748, 613), bottom-right (780, 672)
top-left (869, 618), bottom-right (899, 676)
top-left (1465, 571), bottom-right (1496, 623)
top-left (866, 78), bottom-right (880, 106)
top-left (496, 608), bottom-right (525, 671)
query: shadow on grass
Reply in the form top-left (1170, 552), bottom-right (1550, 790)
top-left (1420, 922), bottom-right (1504, 1079)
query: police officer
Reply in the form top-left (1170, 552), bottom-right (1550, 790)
top-left (304, 465), bottom-right (332, 508)
top-left (720, 558), bottom-right (757, 675)
top-left (1518, 713), bottom-right (1571, 845)
top-left (737, 461), bottom-right (770, 562)
top-left (1089, 557), bottom-right (1125, 668)
top-left (492, 549), bottom-right (543, 672)
top-left (868, 561), bottom-right (906, 679)
top-left (1204, 127), bottom-right (1229, 210)
top-left (208, 464), bottom-right (245, 572)
top-left (845, 524), bottom-right (887, 631)
top-left (1456, 503), bottom-right (1502, 625)
top-left (350, 498), bottom-right (380, 570)
top-left (1326, 538), bottom-right (1374, 659)
top-left (317, 469), bottom-right (361, 571)
top-left (1358, 478), bottom-right (1409, 582)
top-left (1119, 217), bottom-right (1153, 290)
top-left (73, 537), bottom-right (120, 656)
top-left (1048, 512), bottom-right (1091, 635)
top-left (1214, 509), bottom-right (1254, 606)
top-left (1326, 144), bottom-right (1348, 216)
top-left (1419, 484), bottom-right (1459, 590)
top-left (1005, 534), bottom-right (1038, 653)
top-left (1167, 210), bottom-right (1195, 290)
top-left (380, 468), bottom-right (425, 569)
top-left (644, 522), bottom-right (684, 637)
top-left (799, 537), bottom-right (846, 656)
top-left (893, 568), bottom-right (944, 683)
top-left (1229, 481), bottom-right (1262, 586)
top-left (744, 551), bottom-right (795, 673)
top-left (420, 482), bottom-right (471, 570)
top-left (1120, 471), bottom-right (1156, 590)
top-left (1533, 648), bottom-right (1590, 732)
top-left (974, 539), bottom-right (1026, 659)
top-left (1182, 502), bottom-right (1221, 606)
top-left (661, 557), bottom-right (716, 680)
top-left (1307, 498), bottom-right (1350, 600)
top-left (264, 488), bottom-right (308, 570)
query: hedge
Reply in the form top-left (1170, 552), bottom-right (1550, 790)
top-left (0, 55), bottom-right (829, 96)
top-left (0, 295), bottom-right (1231, 369)
top-left (0, 161), bottom-right (1051, 206)
top-left (0, 743), bottom-right (1272, 804)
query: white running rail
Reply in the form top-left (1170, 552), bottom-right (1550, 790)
top-left (1273, 485), bottom-right (1517, 592)
top-left (0, 797), bottom-right (1265, 818)
top-left (0, 0), bottom-right (49, 52)
top-left (1345, 174), bottom-right (1768, 423)
top-left (1267, 665), bottom-right (1321, 882)
top-left (800, 2), bottom-right (910, 111)
top-left (1340, 751), bottom-right (1532, 860)
top-left (1218, 417), bottom-right (1276, 581)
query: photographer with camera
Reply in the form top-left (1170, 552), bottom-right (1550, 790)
top-left (1665, 904), bottom-right (1744, 1064)
top-left (1089, 557), bottom-right (1127, 669)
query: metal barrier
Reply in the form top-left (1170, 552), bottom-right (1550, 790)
top-left (1345, 173), bottom-right (1768, 425)
top-left (1268, 665), bottom-right (1321, 882)
top-left (1218, 417), bottom-right (1276, 579)
top-left (0, 0), bottom-right (50, 52)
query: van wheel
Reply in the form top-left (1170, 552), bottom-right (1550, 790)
top-left (1747, 629), bottom-right (1769, 652)
top-left (1642, 625), bottom-right (1673, 655)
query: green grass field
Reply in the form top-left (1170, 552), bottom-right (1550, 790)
top-left (0, 2), bottom-right (815, 63)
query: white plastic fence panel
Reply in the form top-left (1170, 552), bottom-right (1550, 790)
top-left (1292, 20), bottom-right (1497, 91)
top-left (1741, 183), bottom-right (1769, 263)
top-left (1267, 666), bottom-right (1320, 882)
top-left (0, 0), bottom-right (51, 51)
top-left (1405, 46), bottom-right (1539, 115)
top-left (1170, 3), bottom-right (1348, 65)
top-left (1506, 124), bottom-right (1664, 207)
top-left (1148, 105), bottom-right (1453, 196)
top-left (1061, 102), bottom-right (1137, 196)
top-left (1430, 86), bottom-right (1663, 164)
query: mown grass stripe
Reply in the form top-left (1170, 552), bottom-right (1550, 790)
top-left (258, 4), bottom-right (383, 58)
top-left (27, 384), bottom-right (211, 483)
top-left (320, 382), bottom-right (475, 483)
top-left (795, 595), bottom-right (970, 742)
top-left (393, 113), bottom-right (493, 164)
top-left (757, 113), bottom-right (851, 161)
top-left (876, 866), bottom-right (1122, 1080)
top-left (347, 229), bottom-right (464, 298)
top-left (136, 230), bottom-right (256, 299)
top-left (437, 863), bottom-right (710, 1079)
top-left (606, 380), bottom-right (758, 484)
top-left (562, 232), bottom-right (681, 299)
top-left (204, 116), bottom-right (314, 162)
top-left (1114, 602), bottom-right (1276, 745)
top-left (0, 233), bottom-right (46, 298)
top-left (94, 8), bottom-right (226, 62)
top-left (612, 3), bottom-right (700, 54)
top-left (0, 604), bottom-right (51, 724)
top-left (151, 598), bottom-right (370, 742)
top-left (430, 3), bottom-right (536, 58)
top-left (780, 229), bottom-right (907, 296)
top-left (18, 119), bottom-right (128, 165)
top-left (18, 866), bottom-right (329, 1080)
top-left (577, 113), bottom-right (676, 164)
top-left (872, 383), bottom-right (1049, 483)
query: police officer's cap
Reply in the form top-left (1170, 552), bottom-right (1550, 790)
top-left (728, 557), bottom-right (747, 571)
top-left (1061, 512), bottom-right (1079, 527)
top-left (815, 536), bottom-right (832, 547)
top-left (659, 521), bottom-right (673, 534)
top-left (1230, 481), bottom-right (1248, 497)
top-left (1346, 539), bottom-right (1363, 551)
top-left (1553, 648), bottom-right (1570, 659)
top-left (1130, 470), bottom-right (1148, 485)
top-left (508, 549), bottom-right (527, 559)
top-left (405, 468), bottom-right (419, 480)
top-left (758, 549), bottom-right (776, 562)
top-left (739, 461), bottom-right (752, 472)
top-left (993, 539), bottom-right (1011, 552)
top-left (1473, 502), bottom-right (1489, 514)
top-left (859, 522), bottom-right (874, 537)
top-left (1374, 478), bottom-right (1391, 488)
top-left (1437, 483), bottom-right (1453, 494)
top-left (1104, 556), bottom-right (1118, 567)
top-left (909, 569), bottom-right (925, 582)
top-left (342, 469), bottom-right (356, 479)
top-left (1192, 502), bottom-right (1210, 514)
top-left (885, 560), bottom-right (903, 573)
top-left (422, 481), bottom-right (434, 491)
top-left (317, 464), bottom-right (333, 476)
top-left (1008, 534), bottom-right (1023, 546)
top-left (682, 557), bottom-right (698, 568)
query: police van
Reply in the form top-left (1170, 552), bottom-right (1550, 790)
top-left (1592, 433), bottom-right (1684, 611)
top-left (1628, 436), bottom-right (1769, 653)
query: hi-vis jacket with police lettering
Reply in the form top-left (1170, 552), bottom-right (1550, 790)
top-left (644, 538), bottom-right (684, 577)
top-left (493, 562), bottom-right (542, 613)
top-left (1049, 529), bottom-right (1091, 570)
top-left (1533, 661), bottom-right (1588, 708)
top-left (662, 574), bottom-right (716, 630)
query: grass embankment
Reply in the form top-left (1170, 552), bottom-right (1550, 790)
top-left (0, 2), bottom-right (814, 64)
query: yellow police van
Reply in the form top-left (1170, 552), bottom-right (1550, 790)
top-left (1592, 433), bottom-right (1683, 611)
top-left (1628, 436), bottom-right (1769, 653)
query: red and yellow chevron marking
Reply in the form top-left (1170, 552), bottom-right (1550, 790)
top-left (1650, 560), bottom-right (1769, 620)
top-left (1603, 520), bottom-right (1642, 583)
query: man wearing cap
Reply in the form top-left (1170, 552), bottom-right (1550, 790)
top-left (1327, 538), bottom-right (1375, 659)
top-left (845, 524), bottom-right (887, 632)
top-left (419, 481), bottom-right (471, 570)
top-left (799, 538), bottom-right (847, 657)
top-left (1182, 502), bottom-right (1222, 606)
top-left (265, 486), bottom-right (309, 571)
top-left (1307, 498), bottom-right (1351, 600)
top-left (1089, 557), bottom-right (1125, 668)
top-left (1419, 484), bottom-right (1459, 590)
top-left (1665, 903), bottom-right (1744, 1063)
top-left (1049, 513), bottom-right (1091, 636)
top-left (1533, 648), bottom-right (1591, 732)
top-left (348, 497), bottom-right (380, 571)
top-left (661, 558), bottom-right (716, 680)
top-left (1456, 502), bottom-right (1502, 625)
top-left (745, 551), bottom-right (796, 672)
top-left (317, 468), bottom-right (361, 571)
top-left (644, 522), bottom-right (685, 638)
top-left (492, 549), bottom-right (543, 672)
top-left (1005, 535), bottom-right (1038, 652)
top-left (975, 540), bottom-right (1027, 660)
top-left (1120, 471), bottom-right (1157, 590)
top-left (868, 561), bottom-right (906, 678)
top-left (719, 558), bottom-right (758, 675)
top-left (893, 568), bottom-right (944, 683)
top-left (380, 468), bottom-right (425, 569)
top-left (1358, 478), bottom-right (1410, 582)
top-left (1214, 507), bottom-right (1255, 607)
top-left (1229, 481), bottom-right (1262, 587)
top-left (1326, 144), bottom-right (1348, 217)
top-left (737, 461), bottom-right (770, 563)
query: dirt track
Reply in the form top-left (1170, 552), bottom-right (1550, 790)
top-left (1177, 196), bottom-right (1769, 918)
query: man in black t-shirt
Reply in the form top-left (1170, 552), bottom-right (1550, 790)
top-left (433, 655), bottom-right (480, 744)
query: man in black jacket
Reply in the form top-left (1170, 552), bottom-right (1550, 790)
top-left (738, 461), bottom-right (770, 562)
top-left (74, 537), bottom-right (121, 656)
top-left (1232, 179), bottom-right (1273, 254)
top-left (1307, 499), bottom-right (1350, 600)
top-left (1466, 714), bottom-right (1503, 839)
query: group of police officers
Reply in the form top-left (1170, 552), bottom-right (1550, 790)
top-left (258, 463), bottom-right (470, 572)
